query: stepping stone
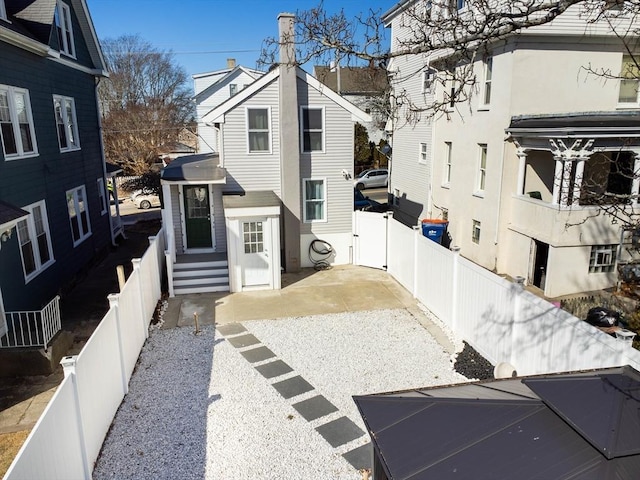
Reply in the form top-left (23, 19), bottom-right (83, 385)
top-left (241, 346), bottom-right (275, 363)
top-left (272, 375), bottom-right (314, 399)
top-left (342, 443), bottom-right (372, 470)
top-left (292, 395), bottom-right (338, 422)
top-left (316, 417), bottom-right (364, 448)
top-left (255, 360), bottom-right (293, 379)
top-left (226, 334), bottom-right (259, 348)
top-left (216, 323), bottom-right (246, 336)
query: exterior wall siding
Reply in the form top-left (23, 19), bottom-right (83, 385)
top-left (0, 40), bottom-right (110, 310)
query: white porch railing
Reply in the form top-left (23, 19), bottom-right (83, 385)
top-left (1, 296), bottom-right (61, 348)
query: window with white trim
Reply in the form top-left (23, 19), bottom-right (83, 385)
top-left (589, 245), bottom-right (617, 273)
top-left (477, 144), bottom-right (487, 193)
top-left (97, 178), bottom-right (107, 215)
top-left (618, 54), bottom-right (639, 105)
top-left (229, 84), bottom-right (238, 96)
top-left (66, 186), bottom-right (91, 245)
top-left (0, 85), bottom-right (37, 159)
top-left (55, 1), bottom-right (75, 57)
top-left (301, 107), bottom-right (324, 152)
top-left (17, 201), bottom-right (54, 281)
top-left (54, 95), bottom-right (80, 151)
top-left (443, 142), bottom-right (452, 185)
top-left (419, 142), bottom-right (427, 165)
top-left (482, 56), bottom-right (493, 105)
top-left (472, 219), bottom-right (481, 244)
top-left (247, 107), bottom-right (270, 153)
top-left (303, 178), bottom-right (326, 222)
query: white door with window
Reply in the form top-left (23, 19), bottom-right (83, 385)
top-left (241, 219), bottom-right (271, 288)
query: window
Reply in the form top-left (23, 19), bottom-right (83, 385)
top-left (66, 186), bottom-right (91, 245)
top-left (303, 178), bottom-right (326, 222)
top-left (419, 143), bottom-right (428, 165)
top-left (55, 1), bottom-right (75, 57)
top-left (0, 0), bottom-right (6, 21)
top-left (229, 84), bottom-right (238, 96)
top-left (16, 201), bottom-right (54, 281)
top-left (482, 57), bottom-right (493, 105)
top-left (589, 245), bottom-right (617, 273)
top-left (97, 178), bottom-right (107, 215)
top-left (247, 107), bottom-right (270, 153)
top-left (301, 107), bottom-right (324, 152)
top-left (422, 68), bottom-right (435, 94)
top-left (477, 144), bottom-right (487, 193)
top-left (443, 142), bottom-right (452, 184)
top-left (0, 85), bottom-right (37, 159)
top-left (472, 220), bottom-right (481, 244)
top-left (243, 221), bottom-right (264, 254)
top-left (54, 95), bottom-right (80, 151)
top-left (618, 55), bottom-right (639, 105)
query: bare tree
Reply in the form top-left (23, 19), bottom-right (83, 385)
top-left (98, 35), bottom-right (194, 175)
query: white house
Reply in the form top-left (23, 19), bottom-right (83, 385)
top-left (383, 0), bottom-right (640, 298)
top-left (161, 13), bottom-right (371, 294)
top-left (193, 59), bottom-right (265, 153)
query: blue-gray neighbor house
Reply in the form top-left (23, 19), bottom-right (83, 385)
top-left (0, 0), bottom-right (121, 358)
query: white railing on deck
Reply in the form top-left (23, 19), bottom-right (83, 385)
top-left (5, 227), bottom-right (166, 480)
top-left (1, 296), bottom-right (61, 348)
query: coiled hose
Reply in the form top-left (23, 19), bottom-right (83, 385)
top-left (309, 239), bottom-right (334, 271)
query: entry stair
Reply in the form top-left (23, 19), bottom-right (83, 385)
top-left (173, 253), bottom-right (229, 294)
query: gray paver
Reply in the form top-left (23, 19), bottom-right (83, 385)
top-left (342, 443), bottom-right (372, 470)
top-left (292, 395), bottom-right (338, 422)
top-left (315, 416), bottom-right (365, 448)
top-left (241, 346), bottom-right (276, 363)
top-left (255, 360), bottom-right (293, 379)
top-left (226, 334), bottom-right (260, 348)
top-left (216, 323), bottom-right (247, 336)
top-left (272, 375), bottom-right (314, 399)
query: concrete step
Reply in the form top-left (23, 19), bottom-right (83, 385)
top-left (173, 274), bottom-right (229, 287)
top-left (173, 267), bottom-right (229, 279)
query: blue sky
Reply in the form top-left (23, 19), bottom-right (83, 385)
top-left (86, 0), bottom-right (393, 81)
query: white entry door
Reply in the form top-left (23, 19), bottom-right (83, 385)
top-left (241, 219), bottom-right (271, 288)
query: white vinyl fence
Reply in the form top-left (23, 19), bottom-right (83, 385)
top-left (384, 215), bottom-right (640, 376)
top-left (4, 229), bottom-right (166, 480)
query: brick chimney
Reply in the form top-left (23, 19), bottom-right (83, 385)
top-left (278, 13), bottom-right (301, 272)
top-left (226, 58), bottom-right (236, 69)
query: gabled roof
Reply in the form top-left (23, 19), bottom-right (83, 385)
top-left (1, 0), bottom-right (106, 73)
top-left (193, 65), bottom-right (265, 101)
top-left (314, 65), bottom-right (389, 95)
top-left (354, 366), bottom-right (640, 480)
top-left (202, 66), bottom-right (372, 125)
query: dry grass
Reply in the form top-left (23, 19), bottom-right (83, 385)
top-left (0, 430), bottom-right (29, 477)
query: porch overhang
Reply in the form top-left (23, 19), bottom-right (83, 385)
top-left (160, 153), bottom-right (227, 185)
top-left (506, 111), bottom-right (640, 151)
top-left (223, 191), bottom-right (281, 218)
top-left (0, 201), bottom-right (29, 246)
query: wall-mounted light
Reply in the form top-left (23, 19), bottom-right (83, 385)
top-left (341, 169), bottom-right (352, 180)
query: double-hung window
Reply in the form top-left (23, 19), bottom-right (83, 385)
top-left (422, 67), bottom-right (435, 94)
top-left (419, 143), bottom-right (428, 165)
top-left (301, 107), bottom-right (324, 152)
top-left (443, 142), bottom-right (452, 185)
top-left (618, 54), bottom-right (640, 105)
top-left (247, 107), bottom-right (270, 153)
top-left (482, 56), bottom-right (493, 106)
top-left (0, 85), bottom-right (37, 159)
top-left (303, 178), bottom-right (326, 222)
top-left (67, 186), bottom-right (91, 245)
top-left (589, 245), bottom-right (617, 273)
top-left (17, 201), bottom-right (54, 281)
top-left (476, 144), bottom-right (487, 193)
top-left (54, 95), bottom-right (80, 151)
top-left (55, 1), bottom-right (75, 57)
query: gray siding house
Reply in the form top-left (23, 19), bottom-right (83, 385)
top-left (161, 13), bottom-right (371, 294)
top-left (0, 0), bottom-right (115, 349)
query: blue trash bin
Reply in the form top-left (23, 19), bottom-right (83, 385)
top-left (421, 220), bottom-right (448, 244)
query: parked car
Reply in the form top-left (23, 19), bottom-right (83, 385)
top-left (354, 189), bottom-right (388, 212)
top-left (131, 189), bottom-right (161, 209)
top-left (354, 168), bottom-right (389, 190)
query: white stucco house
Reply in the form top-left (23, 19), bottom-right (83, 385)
top-left (383, 0), bottom-right (640, 298)
top-left (161, 13), bottom-right (371, 295)
top-left (193, 59), bottom-right (265, 154)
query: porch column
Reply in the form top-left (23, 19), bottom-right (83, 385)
top-left (633, 153), bottom-right (640, 205)
top-left (571, 159), bottom-right (586, 206)
top-left (552, 157), bottom-right (563, 205)
top-left (516, 149), bottom-right (527, 196)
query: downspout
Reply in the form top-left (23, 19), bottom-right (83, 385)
top-left (95, 76), bottom-right (118, 247)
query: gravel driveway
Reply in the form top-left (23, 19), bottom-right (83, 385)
top-left (93, 308), bottom-right (467, 479)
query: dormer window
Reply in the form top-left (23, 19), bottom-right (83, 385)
top-left (55, 1), bottom-right (75, 57)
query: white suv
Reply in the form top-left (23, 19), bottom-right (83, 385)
top-left (354, 168), bottom-right (389, 190)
